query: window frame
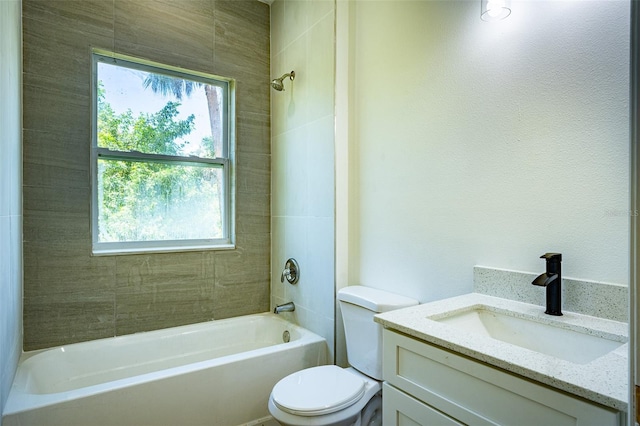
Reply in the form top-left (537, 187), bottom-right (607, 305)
top-left (90, 50), bottom-right (235, 255)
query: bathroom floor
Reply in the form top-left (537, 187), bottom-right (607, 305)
top-left (245, 418), bottom-right (278, 426)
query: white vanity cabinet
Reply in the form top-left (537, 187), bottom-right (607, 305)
top-left (382, 329), bottom-right (623, 426)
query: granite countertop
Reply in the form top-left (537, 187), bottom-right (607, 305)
top-left (374, 293), bottom-right (629, 411)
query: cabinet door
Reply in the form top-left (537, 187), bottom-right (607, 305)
top-left (383, 330), bottom-right (622, 426)
top-left (383, 383), bottom-right (463, 426)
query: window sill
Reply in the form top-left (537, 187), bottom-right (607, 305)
top-left (92, 243), bottom-right (236, 256)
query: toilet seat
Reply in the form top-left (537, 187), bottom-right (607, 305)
top-left (271, 365), bottom-right (366, 416)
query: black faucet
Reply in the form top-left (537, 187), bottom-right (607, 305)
top-left (532, 253), bottom-right (563, 316)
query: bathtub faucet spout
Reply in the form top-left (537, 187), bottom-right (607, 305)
top-left (274, 302), bottom-right (295, 314)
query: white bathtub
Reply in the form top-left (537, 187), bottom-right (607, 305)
top-left (2, 313), bottom-right (327, 426)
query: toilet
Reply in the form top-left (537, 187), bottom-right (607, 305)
top-left (268, 286), bottom-right (419, 426)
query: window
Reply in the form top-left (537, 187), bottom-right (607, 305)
top-left (91, 51), bottom-right (235, 255)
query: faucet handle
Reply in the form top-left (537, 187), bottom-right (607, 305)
top-left (280, 258), bottom-right (300, 284)
top-left (540, 253), bottom-right (562, 261)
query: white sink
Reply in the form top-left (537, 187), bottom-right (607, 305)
top-left (436, 306), bottom-right (625, 364)
top-left (375, 293), bottom-right (629, 410)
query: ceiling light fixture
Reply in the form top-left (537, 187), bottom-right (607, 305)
top-left (481, 0), bottom-right (511, 22)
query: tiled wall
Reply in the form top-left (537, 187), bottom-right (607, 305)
top-left (22, 0), bottom-right (271, 350)
top-left (270, 0), bottom-right (336, 361)
top-left (1, 0), bottom-right (23, 417)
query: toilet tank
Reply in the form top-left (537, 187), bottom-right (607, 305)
top-left (337, 286), bottom-right (419, 380)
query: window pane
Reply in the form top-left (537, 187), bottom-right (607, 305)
top-left (97, 158), bottom-right (223, 242)
top-left (97, 61), bottom-right (224, 158)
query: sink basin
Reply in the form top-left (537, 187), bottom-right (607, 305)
top-left (436, 306), bottom-right (625, 364)
top-left (375, 293), bottom-right (629, 410)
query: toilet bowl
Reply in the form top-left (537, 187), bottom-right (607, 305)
top-left (268, 286), bottom-right (418, 426)
top-left (268, 366), bottom-right (381, 426)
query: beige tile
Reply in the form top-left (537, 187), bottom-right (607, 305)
top-left (236, 191), bottom-right (270, 218)
top-left (115, 291), bottom-right (215, 335)
top-left (216, 0), bottom-right (269, 32)
top-left (636, 386), bottom-right (639, 425)
top-left (235, 213), bottom-right (270, 238)
top-left (213, 231), bottom-right (270, 319)
top-left (214, 0), bottom-right (269, 51)
top-left (214, 234), bottom-right (270, 287)
top-left (22, 83), bottom-right (91, 138)
top-left (23, 16), bottom-right (112, 94)
top-left (115, 252), bottom-right (215, 335)
top-left (22, 240), bottom-right (115, 351)
top-left (21, 0), bottom-right (272, 348)
top-left (23, 242), bottom-right (115, 295)
top-left (236, 112), bottom-right (270, 155)
top-left (213, 280), bottom-right (269, 319)
top-left (23, 185), bottom-right (89, 215)
top-left (23, 272), bottom-right (114, 305)
top-left (237, 231), bottom-right (271, 255)
top-left (213, 63), bottom-right (270, 116)
top-left (237, 152), bottom-right (270, 195)
top-left (23, 162), bottom-right (89, 190)
top-left (23, 129), bottom-right (90, 173)
top-left (214, 2), bottom-right (269, 73)
top-left (213, 1), bottom-right (269, 116)
top-left (22, 239), bottom-right (92, 262)
top-left (113, 44), bottom-right (215, 78)
top-left (23, 0), bottom-right (114, 39)
top-left (114, 0), bottom-right (214, 72)
top-left (23, 210), bottom-right (90, 244)
top-left (115, 252), bottom-right (214, 288)
top-left (235, 74), bottom-right (271, 116)
top-left (23, 295), bottom-right (115, 351)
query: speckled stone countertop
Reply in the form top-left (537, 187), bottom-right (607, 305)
top-left (374, 293), bottom-right (628, 411)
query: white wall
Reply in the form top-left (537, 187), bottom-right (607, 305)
top-left (0, 0), bottom-right (23, 420)
top-left (271, 0), bottom-right (336, 361)
top-left (347, 0), bottom-right (630, 303)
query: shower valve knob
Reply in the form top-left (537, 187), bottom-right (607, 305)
top-left (280, 258), bottom-right (299, 284)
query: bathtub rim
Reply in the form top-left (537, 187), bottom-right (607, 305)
top-left (4, 313), bottom-right (326, 416)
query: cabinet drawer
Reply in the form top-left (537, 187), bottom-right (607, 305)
top-left (383, 382), bottom-right (463, 426)
top-left (383, 329), bottom-right (621, 426)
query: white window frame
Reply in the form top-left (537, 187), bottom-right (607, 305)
top-left (91, 50), bottom-right (235, 255)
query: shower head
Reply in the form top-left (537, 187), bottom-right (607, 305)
top-left (271, 71), bottom-right (295, 91)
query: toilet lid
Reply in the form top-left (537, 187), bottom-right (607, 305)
top-left (271, 365), bottom-right (366, 417)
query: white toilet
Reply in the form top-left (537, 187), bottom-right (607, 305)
top-left (268, 286), bottom-right (419, 426)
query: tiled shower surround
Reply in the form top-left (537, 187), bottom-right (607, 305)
top-left (1, 0), bottom-right (23, 414)
top-left (22, 0), bottom-right (271, 350)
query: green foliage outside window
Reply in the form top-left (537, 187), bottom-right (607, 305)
top-left (96, 82), bottom-right (223, 243)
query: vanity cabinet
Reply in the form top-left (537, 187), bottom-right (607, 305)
top-left (382, 329), bottom-right (623, 426)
